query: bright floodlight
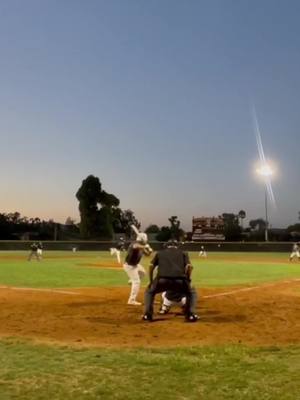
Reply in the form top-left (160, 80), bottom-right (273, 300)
top-left (255, 161), bottom-right (276, 242)
top-left (256, 163), bottom-right (273, 177)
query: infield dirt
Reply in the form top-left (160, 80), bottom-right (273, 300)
top-left (0, 281), bottom-right (299, 348)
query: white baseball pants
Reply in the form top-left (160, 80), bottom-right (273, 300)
top-left (110, 248), bottom-right (121, 264)
top-left (123, 263), bottom-right (145, 303)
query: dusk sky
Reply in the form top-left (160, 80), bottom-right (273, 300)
top-left (1, 0), bottom-right (300, 230)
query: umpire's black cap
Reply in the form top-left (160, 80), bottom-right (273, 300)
top-left (166, 239), bottom-right (179, 248)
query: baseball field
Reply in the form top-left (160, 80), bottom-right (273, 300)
top-left (0, 250), bottom-right (300, 399)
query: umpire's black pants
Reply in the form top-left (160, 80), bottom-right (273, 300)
top-left (144, 277), bottom-right (195, 317)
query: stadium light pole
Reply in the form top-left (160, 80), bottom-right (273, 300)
top-left (264, 186), bottom-right (268, 241)
top-left (256, 164), bottom-right (273, 241)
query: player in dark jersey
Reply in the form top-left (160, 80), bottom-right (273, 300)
top-left (142, 240), bottom-right (198, 322)
top-left (110, 237), bottom-right (126, 264)
top-left (123, 233), bottom-right (151, 305)
top-left (28, 242), bottom-right (41, 261)
top-left (37, 242), bottom-right (43, 260)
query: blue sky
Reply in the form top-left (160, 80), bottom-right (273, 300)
top-left (1, 0), bottom-right (300, 230)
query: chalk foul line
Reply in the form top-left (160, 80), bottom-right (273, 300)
top-left (203, 279), bottom-right (300, 299)
top-left (0, 278), bottom-right (300, 298)
top-left (0, 286), bottom-right (79, 295)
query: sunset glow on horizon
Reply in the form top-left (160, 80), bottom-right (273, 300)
top-left (1, 1), bottom-right (300, 230)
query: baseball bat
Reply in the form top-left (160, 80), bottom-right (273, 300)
top-left (131, 224), bottom-right (140, 236)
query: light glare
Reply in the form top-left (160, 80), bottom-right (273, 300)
top-left (256, 164), bottom-right (273, 177)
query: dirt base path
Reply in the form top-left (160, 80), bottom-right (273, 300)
top-left (0, 281), bottom-right (299, 348)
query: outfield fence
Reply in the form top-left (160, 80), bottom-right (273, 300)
top-left (0, 240), bottom-right (295, 252)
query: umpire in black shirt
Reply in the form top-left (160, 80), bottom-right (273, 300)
top-left (143, 240), bottom-right (198, 322)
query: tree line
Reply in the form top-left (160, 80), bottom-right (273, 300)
top-left (0, 212), bottom-right (61, 240)
top-left (1, 174), bottom-right (300, 241)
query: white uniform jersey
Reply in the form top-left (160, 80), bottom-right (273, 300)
top-left (290, 244), bottom-right (300, 260)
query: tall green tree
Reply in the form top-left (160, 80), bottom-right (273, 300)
top-left (249, 218), bottom-right (266, 231)
top-left (76, 175), bottom-right (102, 239)
top-left (126, 209), bottom-right (141, 238)
top-left (0, 213), bottom-right (11, 239)
top-left (155, 216), bottom-right (185, 241)
top-left (286, 223), bottom-right (300, 239)
top-left (222, 213), bottom-right (242, 241)
top-left (76, 175), bottom-right (120, 239)
top-left (112, 206), bottom-right (141, 238)
top-left (156, 226), bottom-right (172, 242)
top-left (98, 191), bottom-right (120, 238)
top-left (168, 216), bottom-right (184, 240)
top-left (145, 224), bottom-right (160, 234)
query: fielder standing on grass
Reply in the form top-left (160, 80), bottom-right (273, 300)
top-left (123, 233), bottom-right (152, 305)
top-left (110, 237), bottom-right (125, 264)
top-left (198, 245), bottom-right (207, 258)
top-left (289, 242), bottom-right (300, 261)
top-left (142, 239), bottom-right (198, 322)
top-left (37, 242), bottom-right (43, 260)
top-left (28, 242), bottom-right (41, 261)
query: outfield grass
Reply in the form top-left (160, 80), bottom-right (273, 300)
top-left (0, 251), bottom-right (299, 288)
top-left (0, 339), bottom-right (299, 400)
top-left (0, 251), bottom-right (126, 288)
top-left (1, 251), bottom-right (300, 399)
